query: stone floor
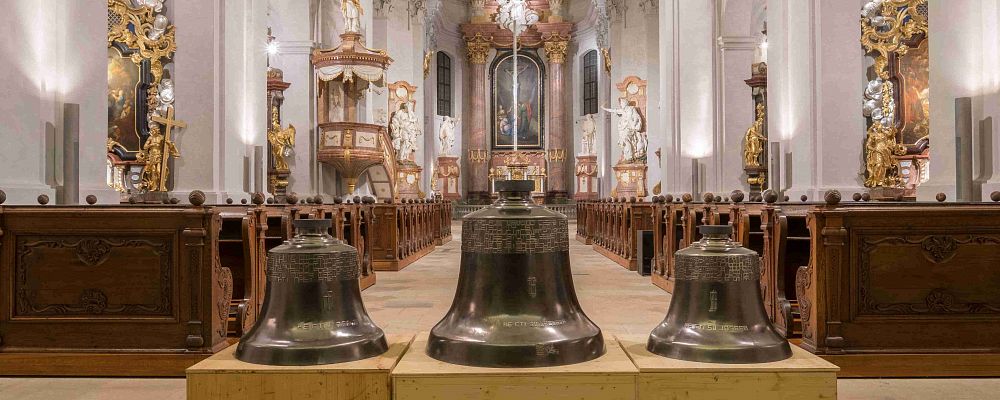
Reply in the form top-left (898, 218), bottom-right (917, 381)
top-left (1, 222), bottom-right (998, 399)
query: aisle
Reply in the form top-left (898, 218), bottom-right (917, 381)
top-left (363, 222), bottom-right (670, 335)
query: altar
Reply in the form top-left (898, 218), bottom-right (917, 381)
top-left (488, 151), bottom-right (547, 199)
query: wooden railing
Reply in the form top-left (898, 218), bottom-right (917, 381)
top-left (575, 198), bottom-right (654, 271)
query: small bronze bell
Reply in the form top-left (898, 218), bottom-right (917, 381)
top-left (236, 219), bottom-right (388, 365)
top-left (427, 180), bottom-right (605, 367)
top-left (647, 225), bottom-right (791, 363)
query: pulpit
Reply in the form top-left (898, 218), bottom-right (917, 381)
top-left (312, 32), bottom-right (396, 200)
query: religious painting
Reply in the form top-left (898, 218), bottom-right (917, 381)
top-left (491, 50), bottom-right (545, 149)
top-left (107, 46), bottom-right (147, 158)
top-left (896, 38), bottom-right (929, 146)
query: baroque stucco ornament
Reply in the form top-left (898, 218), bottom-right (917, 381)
top-left (860, 0), bottom-right (927, 188)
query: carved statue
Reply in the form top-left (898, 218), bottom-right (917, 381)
top-left (341, 0), bottom-right (364, 33)
top-left (268, 107), bottom-right (296, 171)
top-left (470, 0), bottom-right (487, 18)
top-left (743, 103), bottom-right (766, 168)
top-left (603, 98), bottom-right (645, 163)
top-left (549, 0), bottom-right (564, 17)
top-left (578, 114), bottom-right (597, 156)
top-left (390, 102), bottom-right (421, 162)
top-left (864, 121), bottom-right (907, 188)
top-left (133, 0), bottom-right (164, 12)
top-left (439, 116), bottom-right (459, 156)
top-left (138, 124), bottom-right (179, 192)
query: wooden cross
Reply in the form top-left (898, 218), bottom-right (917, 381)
top-left (150, 107), bottom-right (187, 191)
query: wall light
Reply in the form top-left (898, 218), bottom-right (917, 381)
top-left (266, 41), bottom-right (280, 56)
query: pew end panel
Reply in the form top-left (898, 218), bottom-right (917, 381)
top-left (0, 205), bottom-right (231, 376)
top-left (801, 205), bottom-right (1000, 377)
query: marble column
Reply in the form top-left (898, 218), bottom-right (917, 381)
top-left (465, 36), bottom-right (491, 201)
top-left (544, 39), bottom-right (570, 200)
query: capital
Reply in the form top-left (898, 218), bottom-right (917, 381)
top-left (465, 35), bottom-right (492, 65)
top-left (543, 40), bottom-right (569, 64)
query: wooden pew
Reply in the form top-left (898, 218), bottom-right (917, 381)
top-left (370, 199), bottom-right (448, 271)
top-left (797, 191), bottom-right (1000, 376)
top-left (575, 201), bottom-right (591, 244)
top-left (587, 198), bottom-right (654, 271)
top-left (0, 191), bottom-right (231, 376)
top-left (651, 193), bottom-right (727, 292)
top-left (313, 198), bottom-right (379, 290)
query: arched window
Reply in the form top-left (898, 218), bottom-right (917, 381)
top-left (437, 52), bottom-right (453, 117)
top-left (582, 50), bottom-right (599, 115)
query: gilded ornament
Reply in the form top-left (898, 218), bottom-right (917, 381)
top-left (543, 40), bottom-right (569, 64)
top-left (743, 103), bottom-right (766, 169)
top-left (140, 107), bottom-right (186, 192)
top-left (600, 47), bottom-right (612, 75)
top-left (860, 0), bottom-right (927, 189)
top-left (267, 106), bottom-right (296, 171)
top-left (465, 34), bottom-right (492, 65)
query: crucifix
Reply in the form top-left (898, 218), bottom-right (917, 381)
top-left (148, 107), bottom-right (187, 191)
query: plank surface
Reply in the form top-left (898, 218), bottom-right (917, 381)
top-left (619, 335), bottom-right (839, 373)
top-left (187, 334), bottom-right (413, 374)
top-left (392, 334), bottom-right (638, 377)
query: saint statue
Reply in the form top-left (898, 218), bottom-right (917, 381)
top-left (439, 116), bottom-right (459, 156)
top-left (138, 124), bottom-right (179, 192)
top-left (390, 102), bottom-right (421, 162)
top-left (578, 114), bottom-right (597, 156)
top-left (341, 0), bottom-right (364, 34)
top-left (267, 106), bottom-right (296, 171)
top-left (864, 122), bottom-right (906, 187)
top-left (743, 103), bottom-right (766, 168)
top-left (603, 98), bottom-right (645, 163)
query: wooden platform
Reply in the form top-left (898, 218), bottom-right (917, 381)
top-left (392, 334), bottom-right (638, 400)
top-left (618, 335), bottom-right (838, 400)
top-left (186, 334), bottom-right (414, 400)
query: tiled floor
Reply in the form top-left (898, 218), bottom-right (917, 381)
top-left (1, 222), bottom-right (998, 399)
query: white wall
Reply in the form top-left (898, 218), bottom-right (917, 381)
top-left (927, 0), bottom-right (1000, 200)
top-left (766, 0), bottom-right (866, 200)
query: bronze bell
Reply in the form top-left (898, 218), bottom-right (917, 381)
top-left (236, 219), bottom-right (388, 365)
top-left (428, 180), bottom-right (605, 367)
top-left (647, 225), bottom-right (791, 363)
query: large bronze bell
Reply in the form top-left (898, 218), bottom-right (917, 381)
top-left (236, 219), bottom-right (388, 365)
top-left (428, 180), bottom-right (605, 367)
top-left (648, 225), bottom-right (791, 363)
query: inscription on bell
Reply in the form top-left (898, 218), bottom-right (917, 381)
top-left (683, 321), bottom-right (750, 332)
top-left (535, 343), bottom-right (559, 356)
top-left (296, 320), bottom-right (359, 330)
